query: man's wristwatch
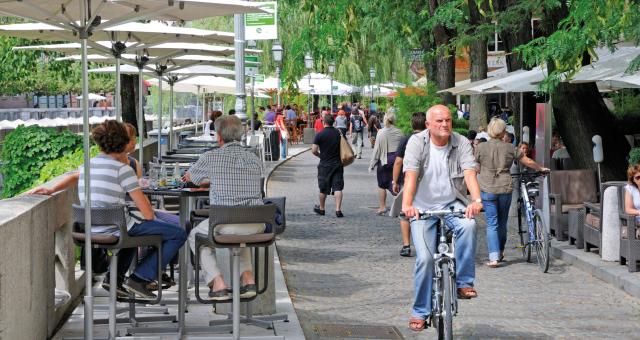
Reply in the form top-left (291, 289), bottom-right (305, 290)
top-left (474, 198), bottom-right (482, 204)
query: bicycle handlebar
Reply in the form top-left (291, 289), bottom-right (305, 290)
top-left (400, 208), bottom-right (467, 219)
top-left (510, 171), bottom-right (548, 178)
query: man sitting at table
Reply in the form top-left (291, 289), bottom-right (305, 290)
top-left (182, 115), bottom-right (264, 301)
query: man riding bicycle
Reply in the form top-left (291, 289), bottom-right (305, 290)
top-left (402, 104), bottom-right (483, 332)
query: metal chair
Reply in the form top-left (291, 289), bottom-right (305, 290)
top-left (194, 205), bottom-right (286, 339)
top-left (71, 204), bottom-right (165, 339)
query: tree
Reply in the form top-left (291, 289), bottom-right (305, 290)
top-left (517, 0), bottom-right (640, 180)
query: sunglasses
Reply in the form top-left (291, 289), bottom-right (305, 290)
top-left (634, 175), bottom-right (640, 181)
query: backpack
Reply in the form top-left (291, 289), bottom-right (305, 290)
top-left (352, 116), bottom-right (364, 132)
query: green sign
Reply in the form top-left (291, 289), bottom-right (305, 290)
top-left (332, 85), bottom-right (339, 90)
top-left (245, 55), bottom-right (260, 76)
top-left (255, 74), bottom-right (265, 82)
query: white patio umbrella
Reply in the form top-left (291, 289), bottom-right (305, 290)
top-left (76, 93), bottom-right (106, 100)
top-left (361, 85), bottom-right (396, 97)
top-left (297, 72), bottom-right (357, 95)
top-left (0, 1), bottom-right (265, 338)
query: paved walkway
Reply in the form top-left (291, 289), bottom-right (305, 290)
top-left (267, 147), bottom-right (640, 339)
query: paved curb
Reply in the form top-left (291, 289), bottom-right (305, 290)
top-left (264, 146), bottom-right (309, 339)
top-left (551, 239), bottom-right (640, 298)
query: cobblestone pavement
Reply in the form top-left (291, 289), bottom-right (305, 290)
top-left (267, 147), bottom-right (640, 340)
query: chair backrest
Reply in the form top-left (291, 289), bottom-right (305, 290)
top-left (208, 204), bottom-right (277, 237)
top-left (72, 204), bottom-right (127, 228)
top-left (549, 169), bottom-right (598, 204)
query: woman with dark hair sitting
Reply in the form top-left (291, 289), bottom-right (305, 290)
top-left (624, 164), bottom-right (640, 236)
top-left (29, 120), bottom-right (187, 299)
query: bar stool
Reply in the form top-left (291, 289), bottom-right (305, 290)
top-left (71, 204), bottom-right (164, 339)
top-left (194, 205), bottom-right (286, 339)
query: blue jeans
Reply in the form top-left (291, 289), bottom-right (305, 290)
top-left (280, 137), bottom-right (287, 159)
top-left (117, 219), bottom-right (187, 282)
top-left (410, 200), bottom-right (477, 320)
top-left (481, 191), bottom-right (512, 262)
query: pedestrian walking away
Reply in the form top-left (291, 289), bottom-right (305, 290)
top-left (370, 112), bottom-right (404, 215)
top-left (349, 108), bottom-right (367, 159)
top-left (311, 114), bottom-right (345, 218)
top-left (475, 117), bottom-right (548, 267)
top-left (401, 104), bottom-right (483, 332)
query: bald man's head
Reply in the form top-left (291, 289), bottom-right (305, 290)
top-left (426, 104), bottom-right (453, 144)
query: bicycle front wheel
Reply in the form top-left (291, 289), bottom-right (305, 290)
top-left (441, 262), bottom-right (454, 340)
top-left (533, 209), bottom-right (550, 272)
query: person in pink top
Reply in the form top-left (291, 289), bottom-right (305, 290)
top-left (275, 111), bottom-right (289, 159)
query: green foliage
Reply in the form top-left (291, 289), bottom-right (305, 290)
top-left (630, 148), bottom-right (640, 166)
top-left (1, 125), bottom-right (81, 197)
top-left (453, 128), bottom-right (469, 137)
top-left (610, 90), bottom-right (640, 119)
top-left (453, 117), bottom-right (469, 129)
top-left (36, 145), bottom-right (99, 186)
top-left (394, 84), bottom-right (443, 134)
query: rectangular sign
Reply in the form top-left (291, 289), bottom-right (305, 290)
top-left (245, 2), bottom-right (277, 40)
top-left (255, 74), bottom-right (265, 82)
top-left (245, 55), bottom-right (259, 76)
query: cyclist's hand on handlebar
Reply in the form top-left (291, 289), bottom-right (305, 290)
top-left (540, 167), bottom-right (551, 174)
top-left (465, 201), bottom-right (483, 219)
top-left (402, 204), bottom-right (419, 218)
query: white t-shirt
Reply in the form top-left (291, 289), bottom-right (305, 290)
top-left (413, 142), bottom-right (457, 211)
top-left (625, 184), bottom-right (640, 224)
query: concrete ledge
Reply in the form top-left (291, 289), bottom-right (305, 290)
top-left (551, 239), bottom-right (640, 298)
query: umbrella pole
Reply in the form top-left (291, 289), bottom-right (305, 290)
top-left (115, 57), bottom-right (122, 122)
top-left (158, 75), bottom-right (163, 158)
top-left (80, 28), bottom-right (94, 340)
top-left (169, 81), bottom-right (174, 151)
top-left (137, 64), bottom-right (145, 168)
top-left (234, 13), bottom-right (247, 125)
top-left (195, 86), bottom-right (200, 135)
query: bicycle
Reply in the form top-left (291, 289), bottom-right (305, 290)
top-left (513, 171), bottom-right (550, 273)
top-left (402, 207), bottom-right (466, 340)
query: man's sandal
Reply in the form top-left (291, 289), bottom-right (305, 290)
top-left (457, 287), bottom-right (478, 299)
top-left (408, 317), bottom-right (426, 332)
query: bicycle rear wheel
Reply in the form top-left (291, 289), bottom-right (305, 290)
top-left (441, 262), bottom-right (454, 340)
top-left (533, 209), bottom-right (550, 272)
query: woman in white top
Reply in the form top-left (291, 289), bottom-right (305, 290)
top-left (624, 164), bottom-right (640, 228)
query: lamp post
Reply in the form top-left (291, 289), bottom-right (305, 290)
top-left (248, 40), bottom-right (257, 134)
top-left (305, 53), bottom-right (314, 128)
top-left (328, 60), bottom-right (336, 113)
top-left (272, 41), bottom-right (283, 108)
top-left (369, 66), bottom-right (376, 113)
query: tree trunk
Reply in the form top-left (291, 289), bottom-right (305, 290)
top-left (121, 74), bottom-right (146, 137)
top-left (468, 0), bottom-right (489, 130)
top-left (551, 83), bottom-right (629, 181)
top-left (540, 1), bottom-right (627, 180)
top-left (429, 0), bottom-right (456, 105)
top-left (496, 0), bottom-right (535, 141)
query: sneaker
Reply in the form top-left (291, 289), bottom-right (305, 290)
top-left (313, 205), bottom-right (325, 216)
top-left (123, 276), bottom-right (157, 300)
top-left (208, 287), bottom-right (232, 301)
top-left (400, 245), bottom-right (411, 257)
top-left (335, 211), bottom-right (344, 218)
top-left (240, 284), bottom-right (257, 298)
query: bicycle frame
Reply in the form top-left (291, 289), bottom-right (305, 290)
top-left (519, 179), bottom-right (537, 244)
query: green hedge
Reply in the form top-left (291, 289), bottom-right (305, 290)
top-left (394, 84), bottom-right (443, 134)
top-left (1, 125), bottom-right (82, 198)
top-left (36, 145), bottom-right (99, 186)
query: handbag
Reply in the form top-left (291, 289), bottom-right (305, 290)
top-left (338, 130), bottom-right (355, 166)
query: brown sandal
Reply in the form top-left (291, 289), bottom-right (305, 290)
top-left (408, 317), bottom-right (425, 332)
top-left (457, 287), bottom-right (478, 299)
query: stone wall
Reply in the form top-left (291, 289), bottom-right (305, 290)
top-left (0, 185), bottom-right (81, 339)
